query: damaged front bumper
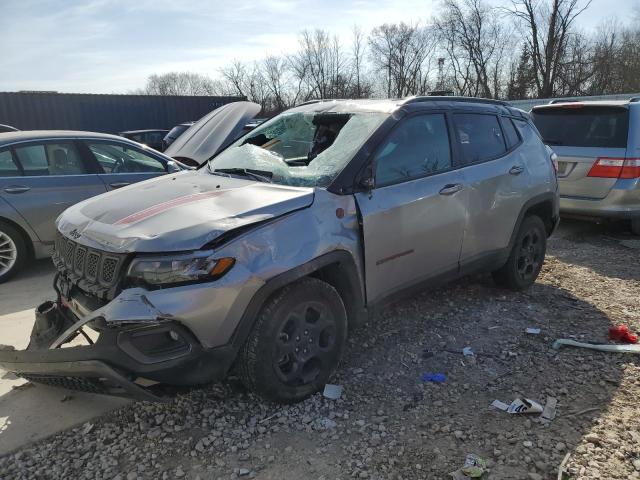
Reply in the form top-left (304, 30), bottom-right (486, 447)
top-left (0, 299), bottom-right (236, 401)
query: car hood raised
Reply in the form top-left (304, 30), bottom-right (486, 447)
top-left (164, 101), bottom-right (261, 165)
top-left (56, 171), bottom-right (314, 253)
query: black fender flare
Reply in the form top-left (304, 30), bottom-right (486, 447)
top-left (507, 191), bottom-right (559, 254)
top-left (227, 249), bottom-right (365, 355)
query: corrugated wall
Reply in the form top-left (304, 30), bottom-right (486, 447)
top-left (0, 92), bottom-right (245, 133)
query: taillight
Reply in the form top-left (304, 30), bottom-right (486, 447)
top-left (620, 158), bottom-right (640, 179)
top-left (587, 157), bottom-right (640, 179)
top-left (550, 152), bottom-right (559, 172)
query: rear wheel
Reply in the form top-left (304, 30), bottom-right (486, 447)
top-left (238, 277), bottom-right (347, 403)
top-left (492, 215), bottom-right (547, 290)
top-left (631, 219), bottom-right (640, 236)
top-left (0, 222), bottom-right (26, 283)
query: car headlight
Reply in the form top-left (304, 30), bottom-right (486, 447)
top-left (126, 251), bottom-right (235, 288)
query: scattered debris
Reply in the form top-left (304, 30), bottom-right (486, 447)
top-left (322, 384), bottom-right (343, 400)
top-left (553, 339), bottom-right (640, 353)
top-left (82, 423), bottom-right (94, 435)
top-left (318, 417), bottom-right (337, 429)
top-left (450, 453), bottom-right (487, 478)
top-left (60, 395), bottom-right (73, 403)
top-left (540, 397), bottom-right (558, 423)
top-left (492, 398), bottom-right (543, 414)
top-left (608, 325), bottom-right (638, 344)
top-left (557, 452), bottom-right (571, 480)
top-left (421, 349), bottom-right (435, 359)
top-left (566, 407), bottom-right (600, 418)
top-left (525, 327), bottom-right (541, 335)
top-left (421, 373), bottom-right (447, 383)
top-left (462, 346), bottom-right (474, 357)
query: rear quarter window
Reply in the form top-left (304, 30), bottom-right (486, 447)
top-left (531, 107), bottom-right (629, 148)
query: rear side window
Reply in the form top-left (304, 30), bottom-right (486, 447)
top-left (502, 118), bottom-right (521, 149)
top-left (531, 107), bottom-right (629, 148)
top-left (375, 113), bottom-right (452, 186)
top-left (0, 149), bottom-right (20, 177)
top-left (13, 143), bottom-right (87, 176)
top-left (453, 114), bottom-right (506, 165)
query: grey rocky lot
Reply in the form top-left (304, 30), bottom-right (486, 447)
top-left (1, 220), bottom-right (639, 480)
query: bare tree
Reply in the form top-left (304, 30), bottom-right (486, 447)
top-left (434, 0), bottom-right (509, 98)
top-left (369, 22), bottom-right (436, 97)
top-left (507, 0), bottom-right (592, 98)
top-left (140, 72), bottom-right (222, 96)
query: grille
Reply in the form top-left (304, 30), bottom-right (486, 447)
top-left (53, 233), bottom-right (127, 300)
top-left (102, 258), bottom-right (118, 283)
top-left (22, 374), bottom-right (110, 395)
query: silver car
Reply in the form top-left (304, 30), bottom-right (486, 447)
top-left (531, 99), bottom-right (640, 234)
top-left (0, 131), bottom-right (184, 282)
top-left (0, 97), bottom-right (559, 403)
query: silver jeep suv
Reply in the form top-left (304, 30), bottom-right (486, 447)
top-left (0, 97), bottom-right (559, 403)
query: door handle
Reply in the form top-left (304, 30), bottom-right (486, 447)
top-left (509, 165), bottom-right (525, 175)
top-left (4, 186), bottom-right (31, 194)
top-left (439, 183), bottom-right (463, 195)
top-left (109, 182), bottom-right (130, 189)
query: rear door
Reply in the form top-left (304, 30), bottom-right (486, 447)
top-left (0, 140), bottom-right (106, 242)
top-left (453, 113), bottom-right (529, 262)
top-left (531, 105), bottom-right (629, 199)
top-left (354, 112), bottom-right (467, 302)
top-left (81, 140), bottom-right (169, 191)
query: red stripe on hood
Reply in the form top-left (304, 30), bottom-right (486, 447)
top-left (114, 191), bottom-right (224, 225)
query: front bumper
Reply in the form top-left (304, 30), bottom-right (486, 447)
top-left (0, 301), bottom-right (236, 401)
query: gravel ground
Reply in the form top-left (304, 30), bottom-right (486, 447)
top-left (1, 220), bottom-right (639, 480)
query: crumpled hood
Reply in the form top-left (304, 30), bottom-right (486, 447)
top-left (57, 171), bottom-right (314, 253)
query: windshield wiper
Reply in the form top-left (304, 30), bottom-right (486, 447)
top-left (212, 167), bottom-right (273, 183)
top-left (543, 139), bottom-right (564, 146)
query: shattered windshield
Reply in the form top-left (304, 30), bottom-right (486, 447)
top-left (207, 111), bottom-right (387, 187)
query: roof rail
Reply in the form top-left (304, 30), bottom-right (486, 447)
top-left (402, 96), bottom-right (510, 107)
top-left (296, 99), bottom-right (323, 106)
top-left (547, 98), bottom-right (580, 105)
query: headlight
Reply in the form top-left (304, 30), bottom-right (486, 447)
top-left (126, 251), bottom-right (235, 287)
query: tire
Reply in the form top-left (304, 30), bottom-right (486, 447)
top-left (0, 222), bottom-right (26, 283)
top-left (238, 277), bottom-right (348, 403)
top-left (631, 219), bottom-right (640, 236)
top-left (492, 215), bottom-right (547, 290)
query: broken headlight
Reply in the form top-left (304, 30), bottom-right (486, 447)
top-left (126, 251), bottom-right (235, 288)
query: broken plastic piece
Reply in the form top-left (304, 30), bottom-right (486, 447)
top-left (541, 396), bottom-right (557, 423)
top-left (450, 454), bottom-right (486, 478)
top-left (608, 325), bottom-right (638, 344)
top-left (323, 384), bottom-right (343, 400)
top-left (462, 347), bottom-right (474, 357)
top-left (421, 373), bottom-right (447, 383)
top-left (553, 339), bottom-right (640, 353)
top-left (526, 327), bottom-right (541, 335)
top-left (492, 398), bottom-right (543, 414)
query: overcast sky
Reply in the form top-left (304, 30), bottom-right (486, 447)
top-left (1, 0), bottom-right (637, 94)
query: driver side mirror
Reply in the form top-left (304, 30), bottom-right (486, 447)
top-left (166, 160), bottom-right (181, 173)
top-left (359, 176), bottom-right (375, 190)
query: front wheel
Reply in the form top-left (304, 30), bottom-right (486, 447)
top-left (0, 222), bottom-right (26, 283)
top-left (492, 215), bottom-right (547, 290)
top-left (237, 277), bottom-right (347, 403)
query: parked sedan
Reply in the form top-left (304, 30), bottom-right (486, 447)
top-left (0, 131), bottom-right (183, 282)
top-left (119, 129), bottom-right (169, 151)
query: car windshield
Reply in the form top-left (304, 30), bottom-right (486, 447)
top-left (207, 111), bottom-right (387, 187)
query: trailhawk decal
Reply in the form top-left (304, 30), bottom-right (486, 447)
top-left (114, 191), bottom-right (225, 225)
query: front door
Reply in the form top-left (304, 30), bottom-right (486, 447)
top-left (81, 140), bottom-right (168, 191)
top-left (0, 141), bottom-right (106, 243)
top-left (354, 113), bottom-right (468, 303)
